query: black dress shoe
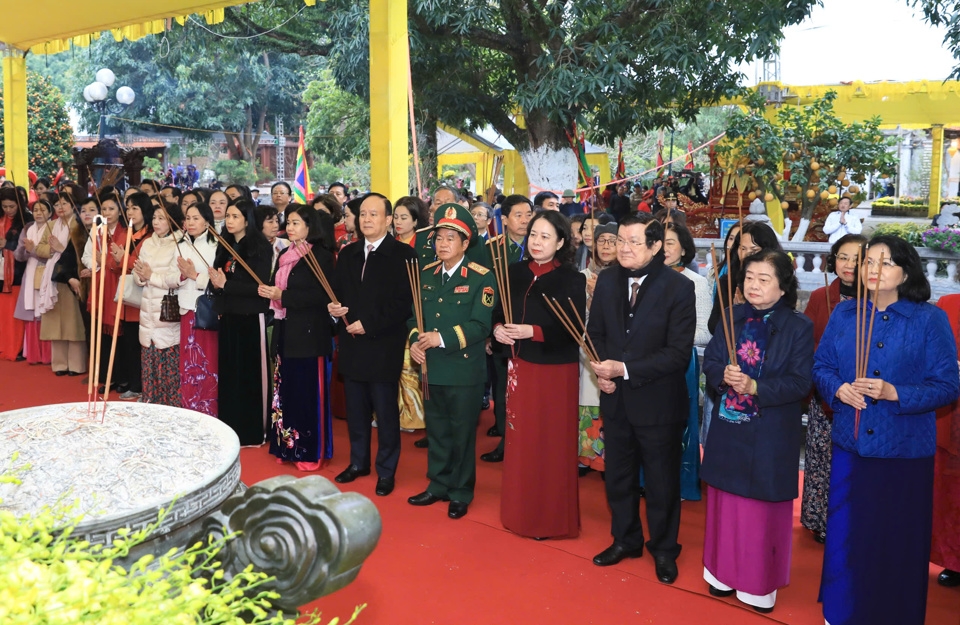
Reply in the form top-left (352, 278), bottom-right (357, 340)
top-left (481, 397), bottom-right (491, 410)
top-left (592, 543), bottom-right (643, 566)
top-left (408, 491), bottom-right (449, 506)
top-left (448, 501), bottom-right (469, 519)
top-left (578, 466), bottom-right (590, 477)
top-left (938, 568), bottom-right (960, 587)
top-left (375, 477), bottom-right (395, 496)
top-left (413, 437), bottom-right (429, 448)
top-left (66, 371), bottom-right (81, 377)
top-left (813, 530), bottom-right (826, 544)
top-left (752, 606), bottom-right (773, 614)
top-left (15, 355), bottom-right (25, 362)
top-left (486, 425), bottom-right (501, 437)
top-left (54, 370), bottom-right (68, 376)
top-left (654, 556), bottom-right (678, 584)
top-left (708, 585), bottom-right (735, 597)
top-left (480, 448), bottom-right (504, 463)
top-left (334, 465), bottom-right (370, 484)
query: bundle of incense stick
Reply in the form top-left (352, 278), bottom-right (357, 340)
top-left (710, 243), bottom-right (738, 365)
top-left (854, 248), bottom-right (883, 438)
top-left (100, 220), bottom-right (135, 420)
top-left (824, 272), bottom-right (831, 311)
top-left (404, 259), bottom-right (429, 398)
top-left (87, 219), bottom-right (109, 419)
top-left (542, 295), bottom-right (600, 362)
top-left (205, 225), bottom-right (265, 286)
top-left (291, 240), bottom-right (338, 304)
top-left (487, 234), bottom-right (513, 323)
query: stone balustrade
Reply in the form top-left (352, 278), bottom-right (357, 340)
top-left (693, 238), bottom-right (960, 300)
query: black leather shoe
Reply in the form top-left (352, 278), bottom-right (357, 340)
top-left (408, 491), bottom-right (448, 506)
top-left (448, 501), bottom-right (469, 519)
top-left (708, 585), bottom-right (734, 597)
top-left (55, 370), bottom-right (68, 377)
top-left (486, 425), bottom-right (501, 437)
top-left (654, 556), bottom-right (678, 584)
top-left (938, 568), bottom-right (960, 587)
top-left (752, 606), bottom-right (773, 614)
top-left (578, 466), bottom-right (590, 477)
top-left (813, 530), bottom-right (826, 544)
top-left (413, 437), bottom-right (429, 448)
top-left (66, 371), bottom-right (81, 377)
top-left (375, 477), bottom-right (395, 496)
top-left (481, 397), bottom-right (491, 410)
top-left (480, 448), bottom-right (504, 463)
top-left (592, 543), bottom-right (643, 566)
top-left (334, 465), bottom-right (370, 484)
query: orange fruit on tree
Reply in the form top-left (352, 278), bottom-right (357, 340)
top-left (780, 201), bottom-right (789, 210)
top-left (848, 184), bottom-right (860, 194)
top-left (806, 189), bottom-right (816, 199)
top-left (820, 190), bottom-right (829, 199)
top-left (756, 157), bottom-right (765, 166)
top-left (764, 192), bottom-right (774, 202)
top-left (829, 197), bottom-right (838, 206)
top-left (828, 185), bottom-right (838, 194)
top-left (748, 191), bottom-right (757, 200)
top-left (811, 161), bottom-right (821, 171)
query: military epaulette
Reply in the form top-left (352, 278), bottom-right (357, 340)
top-left (467, 261), bottom-right (490, 275)
top-left (423, 260), bottom-right (442, 271)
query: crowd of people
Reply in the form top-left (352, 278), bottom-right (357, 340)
top-left (1, 173), bottom-right (958, 625)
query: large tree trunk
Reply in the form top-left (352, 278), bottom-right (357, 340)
top-left (518, 110), bottom-right (578, 195)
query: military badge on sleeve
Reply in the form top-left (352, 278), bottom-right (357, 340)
top-left (482, 286), bottom-right (495, 307)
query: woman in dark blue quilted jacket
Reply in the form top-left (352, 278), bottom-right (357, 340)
top-left (813, 234), bottom-right (960, 625)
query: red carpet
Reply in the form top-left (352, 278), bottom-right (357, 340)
top-left (3, 358), bottom-right (958, 624)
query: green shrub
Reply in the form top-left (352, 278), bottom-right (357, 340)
top-left (871, 222), bottom-right (927, 246)
top-left (213, 160), bottom-right (258, 187)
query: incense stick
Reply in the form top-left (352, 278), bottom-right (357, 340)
top-left (90, 223), bottom-right (109, 419)
top-left (205, 226), bottom-right (265, 286)
top-left (291, 240), bottom-right (338, 305)
top-left (405, 259), bottom-right (429, 398)
top-left (710, 244), bottom-right (737, 364)
top-left (566, 297), bottom-right (599, 362)
top-left (86, 221), bottom-right (101, 416)
top-left (542, 295), bottom-right (598, 362)
top-left (824, 272), bottom-right (831, 311)
top-left (101, 223), bottom-right (133, 421)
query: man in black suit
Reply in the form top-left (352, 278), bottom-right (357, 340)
top-left (586, 213), bottom-right (696, 585)
top-left (328, 192), bottom-right (416, 497)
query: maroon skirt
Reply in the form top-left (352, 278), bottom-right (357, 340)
top-left (179, 311), bottom-right (219, 418)
top-left (501, 357), bottom-right (580, 539)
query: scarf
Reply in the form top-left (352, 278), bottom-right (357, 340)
top-left (621, 254), bottom-right (663, 279)
top-left (21, 221), bottom-right (53, 314)
top-left (270, 243), bottom-right (312, 320)
top-left (35, 218), bottom-right (72, 315)
top-left (838, 281), bottom-right (857, 299)
top-left (718, 303), bottom-right (777, 424)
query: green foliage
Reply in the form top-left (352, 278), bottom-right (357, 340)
top-left (214, 160), bottom-right (259, 186)
top-left (309, 160), bottom-right (344, 188)
top-left (141, 157), bottom-right (164, 180)
top-left (911, 1), bottom-right (960, 79)
top-left (0, 466), bottom-right (362, 624)
top-left (61, 29), bottom-right (307, 163)
top-left (717, 90), bottom-right (898, 223)
top-left (303, 71), bottom-right (370, 166)
top-left (871, 222), bottom-right (927, 246)
top-left (0, 72), bottom-right (74, 179)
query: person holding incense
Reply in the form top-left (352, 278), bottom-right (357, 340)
top-left (813, 235), bottom-right (960, 625)
top-left (176, 201), bottom-right (220, 417)
top-left (38, 191), bottom-right (87, 376)
top-left (407, 203), bottom-right (496, 519)
top-left (14, 198), bottom-right (55, 365)
top-left (493, 210), bottom-right (585, 539)
top-left (480, 194), bottom-right (533, 461)
top-left (586, 213), bottom-right (696, 585)
top-left (328, 193), bottom-right (415, 496)
top-left (932, 293), bottom-right (960, 588)
top-left (700, 249), bottom-right (813, 613)
top-left (115, 191), bottom-right (154, 400)
top-left (255, 204), bottom-right (289, 276)
top-left (132, 202), bottom-right (184, 407)
top-left (258, 205), bottom-right (335, 471)
top-left (578, 222), bottom-right (618, 478)
top-left (800, 233), bottom-right (867, 545)
top-left (83, 191), bottom-right (125, 391)
top-left (210, 200), bottom-right (273, 446)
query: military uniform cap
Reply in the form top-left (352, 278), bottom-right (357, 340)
top-left (433, 203), bottom-right (478, 242)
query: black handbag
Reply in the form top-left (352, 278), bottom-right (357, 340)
top-left (194, 285), bottom-right (220, 331)
top-left (160, 289), bottom-right (181, 323)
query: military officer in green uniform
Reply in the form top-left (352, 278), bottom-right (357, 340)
top-left (480, 194), bottom-right (533, 462)
top-left (407, 203), bottom-right (496, 519)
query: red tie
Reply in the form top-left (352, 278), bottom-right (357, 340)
top-left (361, 244), bottom-right (373, 280)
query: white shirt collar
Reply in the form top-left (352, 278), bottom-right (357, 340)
top-left (364, 234), bottom-right (387, 255)
top-left (443, 256), bottom-right (466, 278)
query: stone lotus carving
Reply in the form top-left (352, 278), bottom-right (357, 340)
top-left (193, 474), bottom-right (381, 611)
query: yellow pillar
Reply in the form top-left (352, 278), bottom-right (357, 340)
top-left (2, 50), bottom-right (29, 188)
top-left (369, 0), bottom-right (408, 202)
top-left (930, 124), bottom-right (944, 218)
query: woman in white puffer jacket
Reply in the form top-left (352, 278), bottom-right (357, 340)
top-left (132, 204), bottom-right (184, 406)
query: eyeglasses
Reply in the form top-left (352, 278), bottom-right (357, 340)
top-left (616, 237), bottom-right (646, 249)
top-left (596, 237), bottom-right (618, 247)
top-left (835, 254), bottom-right (859, 264)
top-left (865, 258), bottom-right (897, 269)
